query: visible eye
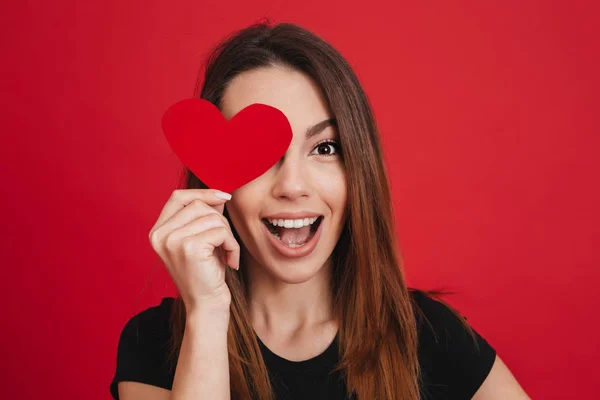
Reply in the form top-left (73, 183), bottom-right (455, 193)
top-left (310, 139), bottom-right (341, 158)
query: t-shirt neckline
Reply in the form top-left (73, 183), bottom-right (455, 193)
top-left (255, 330), bottom-right (340, 372)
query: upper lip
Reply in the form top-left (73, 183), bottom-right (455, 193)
top-left (262, 212), bottom-right (323, 220)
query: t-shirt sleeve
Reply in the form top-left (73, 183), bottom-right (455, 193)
top-left (413, 290), bottom-right (497, 399)
top-left (109, 298), bottom-right (175, 399)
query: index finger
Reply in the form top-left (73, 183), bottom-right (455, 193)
top-left (154, 188), bottom-right (232, 228)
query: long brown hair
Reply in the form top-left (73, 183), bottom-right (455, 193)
top-left (162, 20), bottom-right (478, 400)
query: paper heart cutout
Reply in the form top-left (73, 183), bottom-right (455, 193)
top-left (162, 98), bottom-right (293, 194)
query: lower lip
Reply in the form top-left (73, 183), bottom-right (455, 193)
top-left (261, 217), bottom-right (324, 258)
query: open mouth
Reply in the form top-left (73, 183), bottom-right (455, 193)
top-left (261, 216), bottom-right (323, 247)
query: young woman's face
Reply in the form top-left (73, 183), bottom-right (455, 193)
top-left (221, 65), bottom-right (347, 284)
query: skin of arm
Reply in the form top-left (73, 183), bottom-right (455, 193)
top-left (472, 354), bottom-right (532, 400)
top-left (118, 302), bottom-right (231, 400)
top-left (170, 303), bottom-right (231, 400)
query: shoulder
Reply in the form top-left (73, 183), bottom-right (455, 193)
top-left (409, 288), bottom-right (492, 351)
top-left (116, 297), bottom-right (176, 358)
top-left (110, 297), bottom-right (176, 399)
top-left (409, 289), bottom-right (498, 399)
top-left (120, 297), bottom-right (175, 342)
top-left (410, 289), bottom-right (473, 340)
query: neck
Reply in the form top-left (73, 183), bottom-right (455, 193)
top-left (244, 252), bottom-right (335, 337)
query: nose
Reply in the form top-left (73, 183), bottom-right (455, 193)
top-left (270, 153), bottom-right (311, 201)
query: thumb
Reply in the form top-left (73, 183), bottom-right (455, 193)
top-left (214, 202), bottom-right (225, 215)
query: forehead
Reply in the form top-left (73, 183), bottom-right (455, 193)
top-left (220, 66), bottom-right (332, 133)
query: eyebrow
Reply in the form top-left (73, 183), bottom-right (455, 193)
top-left (305, 118), bottom-right (337, 139)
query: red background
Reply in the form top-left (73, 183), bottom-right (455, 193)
top-left (1, 1), bottom-right (598, 398)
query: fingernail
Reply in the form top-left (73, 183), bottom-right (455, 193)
top-left (215, 191), bottom-right (232, 200)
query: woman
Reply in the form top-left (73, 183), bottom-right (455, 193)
top-left (110, 22), bottom-right (531, 399)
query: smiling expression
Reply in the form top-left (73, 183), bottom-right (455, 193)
top-left (221, 65), bottom-right (348, 283)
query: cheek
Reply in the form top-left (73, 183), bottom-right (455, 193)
top-left (225, 184), bottom-right (260, 225)
top-left (315, 169), bottom-right (347, 206)
top-left (224, 203), bottom-right (252, 248)
top-left (231, 177), bottom-right (267, 201)
top-left (226, 201), bottom-right (250, 227)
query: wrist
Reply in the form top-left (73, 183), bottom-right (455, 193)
top-left (186, 299), bottom-right (231, 326)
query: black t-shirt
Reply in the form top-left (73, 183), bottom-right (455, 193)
top-left (110, 290), bottom-right (496, 399)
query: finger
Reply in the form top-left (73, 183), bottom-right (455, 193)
top-left (154, 189), bottom-right (231, 228)
top-left (188, 226), bottom-right (241, 270)
top-left (165, 213), bottom-right (228, 246)
top-left (156, 203), bottom-right (232, 244)
top-left (214, 202), bottom-right (225, 215)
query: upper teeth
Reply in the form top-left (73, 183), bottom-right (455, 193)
top-left (267, 217), bottom-right (319, 228)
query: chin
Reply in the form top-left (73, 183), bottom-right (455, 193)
top-left (263, 262), bottom-right (324, 284)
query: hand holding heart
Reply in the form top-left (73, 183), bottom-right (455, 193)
top-left (161, 98), bottom-right (293, 194)
top-left (151, 99), bottom-right (293, 313)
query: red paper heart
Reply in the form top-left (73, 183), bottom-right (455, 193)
top-left (161, 98), bottom-right (293, 194)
